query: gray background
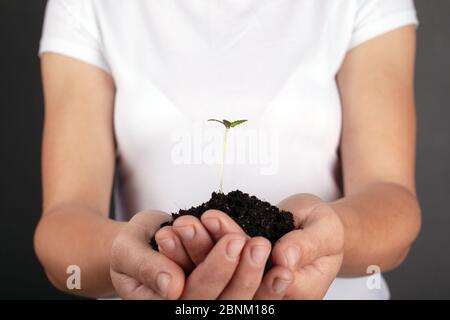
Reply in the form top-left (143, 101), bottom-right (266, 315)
top-left (383, 0), bottom-right (450, 300)
top-left (0, 0), bottom-right (449, 299)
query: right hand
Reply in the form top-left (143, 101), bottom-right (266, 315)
top-left (110, 210), bottom-right (186, 299)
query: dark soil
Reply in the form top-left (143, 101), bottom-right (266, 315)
top-left (150, 190), bottom-right (297, 272)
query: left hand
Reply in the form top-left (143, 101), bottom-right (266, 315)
top-left (272, 194), bottom-right (344, 299)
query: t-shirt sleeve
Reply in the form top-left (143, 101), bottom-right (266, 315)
top-left (39, 0), bottom-right (111, 73)
top-left (349, 0), bottom-right (419, 50)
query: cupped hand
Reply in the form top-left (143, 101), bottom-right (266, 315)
top-left (109, 210), bottom-right (185, 299)
top-left (155, 210), bottom-right (294, 299)
top-left (156, 193), bottom-right (345, 300)
top-left (272, 194), bottom-right (345, 299)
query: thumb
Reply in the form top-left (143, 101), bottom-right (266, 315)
top-left (271, 203), bottom-right (344, 270)
top-left (110, 211), bottom-right (185, 299)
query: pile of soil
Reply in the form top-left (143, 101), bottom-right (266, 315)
top-left (150, 190), bottom-right (297, 272)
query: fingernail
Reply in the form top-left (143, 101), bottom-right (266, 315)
top-left (226, 238), bottom-right (246, 259)
top-left (251, 245), bottom-right (270, 265)
top-left (272, 277), bottom-right (291, 294)
top-left (202, 218), bottom-right (221, 235)
top-left (158, 238), bottom-right (176, 252)
top-left (156, 272), bottom-right (171, 298)
top-left (174, 225), bottom-right (195, 241)
top-left (284, 246), bottom-right (300, 269)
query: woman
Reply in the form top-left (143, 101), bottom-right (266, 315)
top-left (35, 0), bottom-right (421, 299)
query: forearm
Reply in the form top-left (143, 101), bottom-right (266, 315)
top-left (329, 182), bottom-right (421, 276)
top-left (34, 205), bottom-right (125, 298)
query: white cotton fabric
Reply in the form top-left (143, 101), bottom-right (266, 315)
top-left (39, 0), bottom-right (418, 300)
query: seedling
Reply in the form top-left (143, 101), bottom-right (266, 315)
top-left (150, 119), bottom-right (297, 273)
top-left (207, 119), bottom-right (247, 193)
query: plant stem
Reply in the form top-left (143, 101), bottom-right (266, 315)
top-left (219, 127), bottom-right (229, 193)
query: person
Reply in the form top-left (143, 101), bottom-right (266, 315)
top-left (34, 0), bottom-right (421, 299)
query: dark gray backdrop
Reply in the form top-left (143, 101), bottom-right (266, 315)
top-left (0, 0), bottom-right (449, 299)
top-left (383, 0), bottom-right (450, 299)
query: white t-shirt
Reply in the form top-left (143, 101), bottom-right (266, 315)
top-left (39, 0), bottom-right (418, 300)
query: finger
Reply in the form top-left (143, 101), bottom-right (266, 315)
top-left (180, 233), bottom-right (246, 300)
top-left (201, 209), bottom-right (248, 241)
top-left (110, 237), bottom-right (185, 299)
top-left (284, 254), bottom-right (343, 300)
top-left (155, 226), bottom-right (195, 272)
top-left (134, 251), bottom-right (185, 300)
top-left (272, 204), bottom-right (343, 270)
top-left (172, 215), bottom-right (215, 265)
top-left (219, 237), bottom-right (271, 300)
top-left (110, 269), bottom-right (164, 300)
top-left (253, 265), bottom-right (294, 300)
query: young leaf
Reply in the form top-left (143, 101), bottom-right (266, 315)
top-left (208, 119), bottom-right (225, 126)
top-left (222, 120), bottom-right (232, 128)
top-left (230, 120), bottom-right (247, 128)
top-left (208, 119), bottom-right (247, 129)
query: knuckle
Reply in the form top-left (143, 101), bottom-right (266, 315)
top-left (173, 215), bottom-right (198, 226)
top-left (251, 236), bottom-right (272, 247)
top-left (221, 232), bottom-right (246, 242)
top-left (155, 226), bottom-right (173, 240)
top-left (201, 209), bottom-right (225, 219)
top-left (203, 209), bottom-right (223, 215)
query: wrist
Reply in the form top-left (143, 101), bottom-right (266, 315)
top-left (35, 209), bottom-right (126, 297)
top-left (328, 199), bottom-right (362, 254)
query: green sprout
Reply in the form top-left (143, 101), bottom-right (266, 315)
top-left (208, 119), bottom-right (248, 193)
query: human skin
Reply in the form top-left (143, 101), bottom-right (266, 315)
top-left (34, 25), bottom-right (420, 299)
